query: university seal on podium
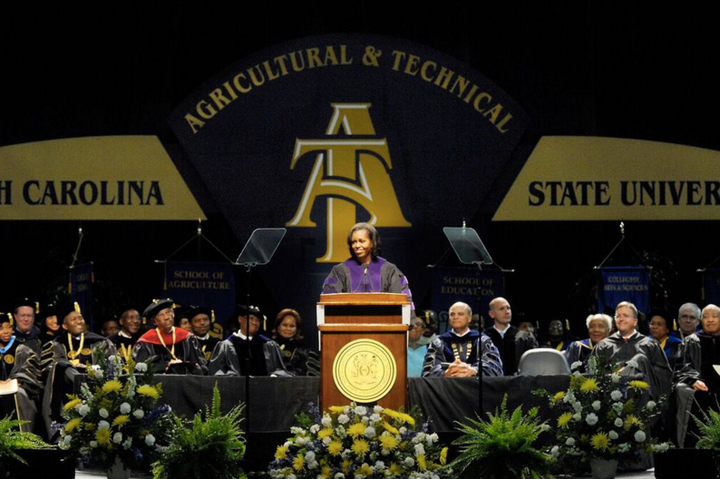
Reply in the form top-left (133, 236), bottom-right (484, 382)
top-left (332, 338), bottom-right (396, 403)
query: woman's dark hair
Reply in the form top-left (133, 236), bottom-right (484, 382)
top-left (272, 308), bottom-right (303, 340)
top-left (347, 222), bottom-right (381, 259)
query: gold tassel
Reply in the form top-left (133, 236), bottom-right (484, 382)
top-left (211, 310), bottom-right (216, 323)
top-left (74, 302), bottom-right (81, 314)
top-left (565, 319), bottom-right (570, 331)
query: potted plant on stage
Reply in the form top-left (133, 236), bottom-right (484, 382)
top-left (151, 384), bottom-right (245, 479)
top-left (268, 402), bottom-right (451, 479)
top-left (0, 415), bottom-right (50, 477)
top-left (537, 357), bottom-right (672, 479)
top-left (59, 354), bottom-right (174, 479)
top-left (449, 395), bottom-right (554, 479)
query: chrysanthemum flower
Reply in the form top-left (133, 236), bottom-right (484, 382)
top-left (113, 415), bottom-right (130, 428)
top-left (293, 454), bottom-right (305, 471)
top-left (137, 385), bottom-right (159, 398)
top-left (352, 438), bottom-right (370, 456)
top-left (383, 422), bottom-right (399, 435)
top-left (580, 378), bottom-right (599, 392)
top-left (416, 453), bottom-right (427, 470)
top-left (388, 463), bottom-right (402, 476)
top-left (557, 412), bottom-right (573, 427)
top-left (65, 418), bottom-right (82, 433)
top-left (96, 428), bottom-right (111, 445)
top-left (318, 427), bottom-right (334, 440)
top-left (591, 432), bottom-right (610, 450)
top-left (379, 434), bottom-right (398, 451)
top-left (552, 391), bottom-right (565, 403)
top-left (102, 380), bottom-right (123, 394)
top-left (629, 380), bottom-right (650, 391)
top-left (64, 398), bottom-right (82, 411)
top-left (348, 422), bottom-right (366, 437)
top-left (328, 440), bottom-right (343, 456)
top-left (275, 445), bottom-right (287, 460)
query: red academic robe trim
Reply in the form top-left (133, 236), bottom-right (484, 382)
top-left (136, 327), bottom-right (190, 345)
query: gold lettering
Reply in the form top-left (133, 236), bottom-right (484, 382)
top-left (420, 61), bottom-right (436, 82)
top-left (307, 48), bottom-right (324, 68)
top-left (390, 50), bottom-right (406, 71)
top-left (404, 54), bottom-right (421, 75)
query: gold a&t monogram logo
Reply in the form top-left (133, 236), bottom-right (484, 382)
top-left (286, 103), bottom-right (411, 263)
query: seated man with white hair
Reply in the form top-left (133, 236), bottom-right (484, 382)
top-left (422, 301), bottom-right (503, 377)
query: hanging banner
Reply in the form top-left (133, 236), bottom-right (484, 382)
top-left (431, 266), bottom-right (504, 333)
top-left (494, 136), bottom-right (720, 221)
top-left (597, 267), bottom-right (650, 316)
top-left (69, 263), bottom-right (94, 329)
top-left (703, 269), bottom-right (720, 306)
top-left (162, 262), bottom-right (236, 331)
top-left (0, 136), bottom-right (205, 220)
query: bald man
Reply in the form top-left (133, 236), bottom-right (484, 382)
top-left (484, 297), bottom-right (537, 375)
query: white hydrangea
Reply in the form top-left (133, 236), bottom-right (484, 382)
top-left (323, 437), bottom-right (332, 445)
top-left (113, 432), bottom-right (123, 444)
top-left (428, 433), bottom-right (439, 443)
top-left (566, 438), bottom-right (575, 446)
top-left (133, 409), bottom-right (144, 419)
top-left (90, 441), bottom-right (98, 448)
top-left (322, 415), bottom-right (333, 428)
top-left (615, 418), bottom-right (623, 428)
top-left (571, 361), bottom-right (583, 370)
top-left (120, 402), bottom-right (131, 414)
top-left (370, 414), bottom-right (381, 423)
top-left (414, 444), bottom-right (425, 455)
top-left (399, 427), bottom-right (407, 434)
top-left (291, 427), bottom-right (306, 435)
top-left (308, 461), bottom-right (318, 470)
top-left (373, 405), bottom-right (384, 414)
top-left (612, 402), bottom-right (623, 413)
top-left (654, 443), bottom-right (670, 453)
top-left (646, 401), bottom-right (656, 411)
top-left (78, 404), bottom-right (90, 417)
top-left (375, 461), bottom-right (385, 471)
top-left (634, 431), bottom-right (646, 442)
top-left (404, 457), bottom-right (415, 467)
top-left (609, 431), bottom-right (619, 440)
top-left (573, 401), bottom-right (583, 413)
top-left (572, 413), bottom-right (581, 421)
top-left (296, 436), bottom-right (308, 446)
top-left (145, 434), bottom-right (156, 446)
top-left (99, 408), bottom-right (109, 419)
top-left (338, 414), bottom-right (349, 424)
top-left (618, 443), bottom-right (630, 453)
top-left (135, 361), bottom-right (148, 372)
top-left (123, 437), bottom-right (132, 450)
top-left (334, 474), bottom-right (345, 479)
top-left (355, 406), bottom-right (368, 416)
top-left (610, 390), bottom-right (623, 401)
top-left (310, 424), bottom-right (320, 434)
top-left (306, 451), bottom-right (316, 462)
top-left (98, 421), bottom-right (110, 430)
top-left (62, 434), bottom-right (72, 446)
top-left (585, 413), bottom-right (598, 426)
top-left (611, 373), bottom-right (621, 383)
top-left (364, 426), bottom-right (376, 438)
top-left (592, 400), bottom-right (601, 411)
top-left (287, 475), bottom-right (296, 479)
top-left (550, 445), bottom-right (561, 459)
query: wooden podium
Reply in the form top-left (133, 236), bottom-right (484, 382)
top-left (317, 293), bottom-right (411, 410)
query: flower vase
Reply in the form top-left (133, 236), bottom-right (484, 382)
top-left (589, 457), bottom-right (618, 479)
top-left (106, 457), bottom-right (131, 479)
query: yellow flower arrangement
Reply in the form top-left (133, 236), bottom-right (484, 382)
top-left (440, 446), bottom-right (448, 465)
top-left (383, 421), bottom-right (399, 435)
top-left (417, 453), bottom-right (427, 470)
top-left (629, 380), bottom-right (650, 391)
top-left (388, 463), bottom-right (402, 476)
top-left (623, 415), bottom-right (642, 430)
top-left (552, 391), bottom-right (565, 403)
top-left (317, 427), bottom-right (333, 439)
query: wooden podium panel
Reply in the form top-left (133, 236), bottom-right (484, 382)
top-left (317, 294), bottom-right (410, 410)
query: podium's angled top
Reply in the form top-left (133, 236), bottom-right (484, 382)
top-left (318, 293), bottom-right (410, 306)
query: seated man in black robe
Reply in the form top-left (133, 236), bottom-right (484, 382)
top-left (423, 301), bottom-right (503, 377)
top-left (0, 312), bottom-right (42, 432)
top-left (188, 306), bottom-right (220, 362)
top-left (673, 303), bottom-right (720, 446)
top-left (484, 297), bottom-right (537, 375)
top-left (209, 305), bottom-right (292, 377)
top-left (591, 301), bottom-right (672, 400)
top-left (108, 306), bottom-right (143, 363)
top-left (133, 299), bottom-right (207, 375)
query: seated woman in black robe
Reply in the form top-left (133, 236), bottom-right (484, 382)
top-left (564, 313), bottom-right (612, 372)
top-left (271, 308), bottom-right (319, 376)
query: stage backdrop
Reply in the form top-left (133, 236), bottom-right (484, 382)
top-left (167, 34), bottom-right (530, 342)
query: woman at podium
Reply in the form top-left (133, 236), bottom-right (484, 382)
top-left (322, 223), bottom-right (412, 305)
